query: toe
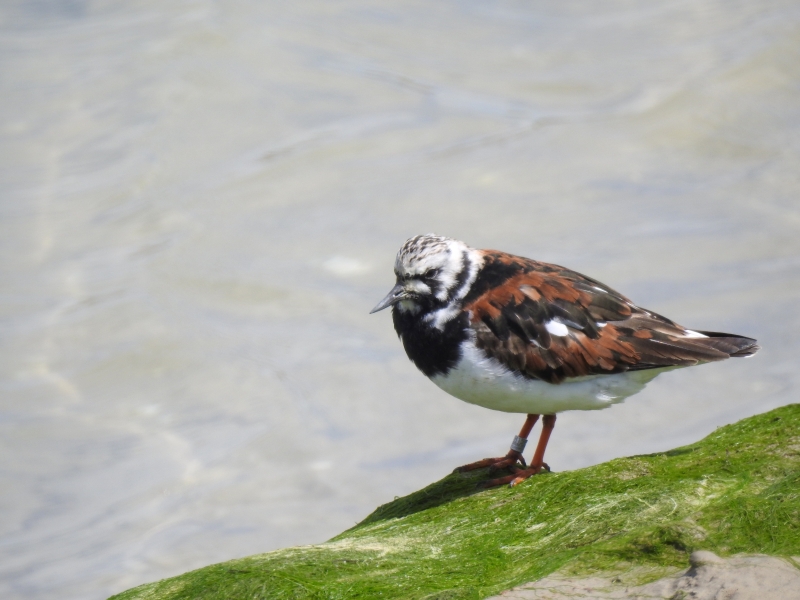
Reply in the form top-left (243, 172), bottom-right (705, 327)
top-left (508, 466), bottom-right (545, 487)
top-left (487, 457), bottom-right (517, 472)
top-left (476, 473), bottom-right (518, 488)
top-left (454, 457), bottom-right (496, 473)
top-left (456, 452), bottom-right (522, 474)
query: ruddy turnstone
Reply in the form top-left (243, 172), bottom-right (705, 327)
top-left (371, 234), bottom-right (759, 488)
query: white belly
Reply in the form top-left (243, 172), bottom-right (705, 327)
top-left (431, 340), bottom-right (671, 414)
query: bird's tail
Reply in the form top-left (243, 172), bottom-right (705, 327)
top-left (691, 331), bottom-right (760, 358)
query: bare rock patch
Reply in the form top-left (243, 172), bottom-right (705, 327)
top-left (488, 551), bottom-right (800, 599)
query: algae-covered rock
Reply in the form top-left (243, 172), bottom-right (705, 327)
top-left (111, 405), bottom-right (800, 600)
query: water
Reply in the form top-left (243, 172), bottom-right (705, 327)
top-left (1, 1), bottom-right (798, 598)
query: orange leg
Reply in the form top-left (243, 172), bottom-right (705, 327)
top-left (454, 414), bottom-right (539, 474)
top-left (478, 414), bottom-right (556, 488)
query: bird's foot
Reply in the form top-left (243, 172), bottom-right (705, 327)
top-left (453, 451), bottom-right (526, 474)
top-left (476, 462), bottom-right (550, 489)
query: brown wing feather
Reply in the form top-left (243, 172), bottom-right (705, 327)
top-left (464, 252), bottom-right (758, 384)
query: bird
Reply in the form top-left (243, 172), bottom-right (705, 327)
top-left (370, 234), bottom-right (759, 488)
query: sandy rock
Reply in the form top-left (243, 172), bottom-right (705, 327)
top-left (487, 552), bottom-right (800, 599)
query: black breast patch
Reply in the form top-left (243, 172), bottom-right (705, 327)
top-left (392, 308), bottom-right (469, 377)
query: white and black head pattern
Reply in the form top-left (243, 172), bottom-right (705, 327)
top-left (372, 234), bottom-right (482, 325)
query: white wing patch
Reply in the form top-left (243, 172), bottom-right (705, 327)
top-left (544, 320), bottom-right (570, 337)
top-left (683, 329), bottom-right (708, 338)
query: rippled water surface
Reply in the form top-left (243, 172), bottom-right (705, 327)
top-left (1, 1), bottom-right (799, 598)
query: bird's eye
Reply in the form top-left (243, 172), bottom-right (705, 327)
top-left (423, 269), bottom-right (438, 279)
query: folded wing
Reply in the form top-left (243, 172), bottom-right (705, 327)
top-left (464, 252), bottom-right (759, 384)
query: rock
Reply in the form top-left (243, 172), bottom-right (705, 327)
top-left (689, 550), bottom-right (726, 567)
top-left (110, 405), bottom-right (800, 600)
top-left (487, 553), bottom-right (800, 599)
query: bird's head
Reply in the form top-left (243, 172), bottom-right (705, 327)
top-left (370, 234), bottom-right (479, 316)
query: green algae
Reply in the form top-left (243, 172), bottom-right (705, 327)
top-left (112, 405), bottom-right (800, 600)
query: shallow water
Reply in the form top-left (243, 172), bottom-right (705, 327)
top-left (1, 1), bottom-right (799, 598)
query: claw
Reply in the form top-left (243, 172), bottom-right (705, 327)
top-left (509, 465), bottom-right (546, 487)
